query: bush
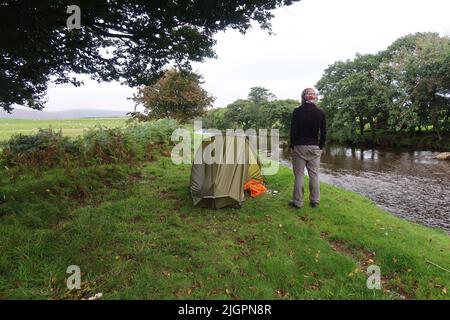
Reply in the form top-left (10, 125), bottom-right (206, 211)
top-left (122, 118), bottom-right (178, 160)
top-left (81, 126), bottom-right (134, 165)
top-left (1, 129), bottom-right (81, 169)
top-left (0, 119), bottom-right (179, 171)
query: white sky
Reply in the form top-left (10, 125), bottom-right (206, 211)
top-left (35, 0), bottom-right (450, 112)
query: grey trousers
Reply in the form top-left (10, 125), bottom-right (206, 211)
top-left (292, 145), bottom-right (322, 207)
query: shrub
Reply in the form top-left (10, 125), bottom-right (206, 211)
top-left (0, 119), bottom-right (179, 171)
top-left (1, 129), bottom-right (81, 169)
top-left (123, 118), bottom-right (178, 160)
top-left (81, 126), bottom-right (135, 165)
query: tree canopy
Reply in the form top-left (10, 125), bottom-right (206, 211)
top-left (0, 0), bottom-right (301, 112)
top-left (130, 69), bottom-right (214, 123)
top-left (316, 32), bottom-right (450, 142)
top-left (203, 87), bottom-right (298, 136)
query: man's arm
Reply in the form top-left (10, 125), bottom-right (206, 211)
top-left (319, 112), bottom-right (327, 150)
top-left (289, 110), bottom-right (298, 148)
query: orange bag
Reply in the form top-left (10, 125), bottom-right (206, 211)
top-left (244, 179), bottom-right (267, 198)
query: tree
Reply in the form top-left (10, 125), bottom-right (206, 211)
top-left (208, 87), bottom-right (297, 136)
top-left (248, 86), bottom-right (276, 106)
top-left (316, 53), bottom-right (390, 142)
top-left (381, 32), bottom-right (450, 138)
top-left (131, 69), bottom-right (214, 123)
top-left (316, 32), bottom-right (450, 142)
top-left (202, 107), bottom-right (230, 129)
top-left (261, 99), bottom-right (298, 136)
top-left (224, 99), bottom-right (254, 130)
top-left (0, 0), bottom-right (301, 112)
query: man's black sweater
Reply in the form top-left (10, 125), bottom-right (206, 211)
top-left (289, 102), bottom-right (327, 149)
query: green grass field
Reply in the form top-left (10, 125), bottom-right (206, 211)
top-left (0, 159), bottom-right (448, 299)
top-left (0, 118), bottom-right (128, 142)
top-left (0, 119), bottom-right (448, 299)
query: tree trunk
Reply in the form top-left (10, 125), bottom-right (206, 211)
top-left (430, 88), bottom-right (443, 140)
top-left (359, 117), bottom-right (365, 136)
top-left (369, 119), bottom-right (376, 140)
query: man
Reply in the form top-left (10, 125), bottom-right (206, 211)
top-left (289, 88), bottom-right (326, 209)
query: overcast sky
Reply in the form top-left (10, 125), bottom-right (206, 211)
top-left (34, 0), bottom-right (450, 112)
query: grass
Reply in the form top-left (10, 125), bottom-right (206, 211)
top-left (0, 118), bottom-right (128, 142)
top-left (0, 158), bottom-right (448, 300)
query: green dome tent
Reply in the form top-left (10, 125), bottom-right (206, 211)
top-left (190, 134), bottom-right (263, 209)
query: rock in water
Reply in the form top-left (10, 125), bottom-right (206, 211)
top-left (434, 152), bottom-right (450, 160)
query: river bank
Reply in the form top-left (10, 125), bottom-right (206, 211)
top-left (0, 158), bottom-right (448, 299)
top-left (328, 133), bottom-right (450, 151)
top-left (278, 143), bottom-right (450, 233)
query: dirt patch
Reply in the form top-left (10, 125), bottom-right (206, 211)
top-left (320, 233), bottom-right (411, 299)
top-left (328, 239), bottom-right (376, 268)
top-left (128, 171), bottom-right (143, 181)
top-left (298, 214), bottom-right (314, 227)
top-left (129, 215), bottom-right (144, 223)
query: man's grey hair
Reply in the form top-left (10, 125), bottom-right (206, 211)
top-left (301, 88), bottom-right (317, 104)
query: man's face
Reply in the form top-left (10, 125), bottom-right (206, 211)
top-left (304, 89), bottom-right (317, 102)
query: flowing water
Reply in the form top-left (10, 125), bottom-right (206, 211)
top-left (277, 144), bottom-right (450, 232)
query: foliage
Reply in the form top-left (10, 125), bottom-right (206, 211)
top-left (262, 99), bottom-right (300, 136)
top-left (0, 119), bottom-right (178, 171)
top-left (203, 87), bottom-right (298, 136)
top-left (316, 32), bottom-right (450, 143)
top-left (248, 86), bottom-right (276, 105)
top-left (202, 107), bottom-right (230, 129)
top-left (130, 69), bottom-right (214, 124)
top-left (1, 129), bottom-right (81, 168)
top-left (382, 32), bottom-right (450, 138)
top-left (0, 0), bottom-right (301, 112)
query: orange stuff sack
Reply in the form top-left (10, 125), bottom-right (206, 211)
top-left (244, 179), bottom-right (267, 198)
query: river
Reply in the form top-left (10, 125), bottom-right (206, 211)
top-left (277, 144), bottom-right (450, 233)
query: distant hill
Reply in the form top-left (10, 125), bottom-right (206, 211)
top-left (0, 108), bottom-right (129, 120)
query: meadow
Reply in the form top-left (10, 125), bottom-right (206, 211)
top-left (0, 159), bottom-right (448, 299)
top-left (0, 118), bottom-right (448, 300)
top-left (0, 118), bottom-right (128, 142)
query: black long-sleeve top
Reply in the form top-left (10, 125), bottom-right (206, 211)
top-left (289, 103), bottom-right (327, 149)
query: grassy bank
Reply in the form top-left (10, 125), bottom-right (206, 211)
top-left (0, 158), bottom-right (448, 299)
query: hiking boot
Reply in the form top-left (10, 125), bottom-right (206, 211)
top-left (310, 202), bottom-right (319, 208)
top-left (289, 200), bottom-right (303, 209)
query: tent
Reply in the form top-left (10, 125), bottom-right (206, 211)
top-left (190, 134), bottom-right (263, 209)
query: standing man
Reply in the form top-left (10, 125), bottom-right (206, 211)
top-left (289, 88), bottom-right (326, 209)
